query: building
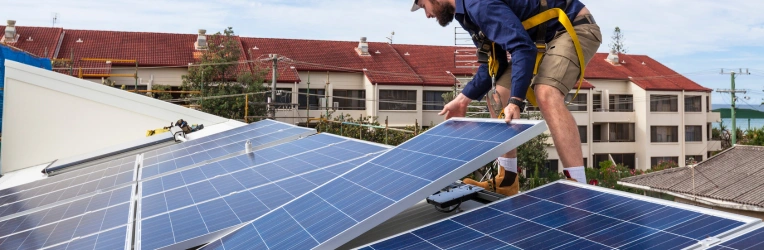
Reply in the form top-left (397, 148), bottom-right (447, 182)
top-left (619, 145), bottom-right (764, 220)
top-left (1, 20), bottom-right (721, 171)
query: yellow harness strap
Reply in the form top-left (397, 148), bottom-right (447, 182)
top-left (486, 8), bottom-right (586, 110)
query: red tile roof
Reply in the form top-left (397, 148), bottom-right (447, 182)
top-left (2, 25), bottom-right (708, 92)
top-left (241, 38), bottom-right (422, 85)
top-left (584, 53), bottom-right (711, 92)
top-left (0, 25), bottom-right (62, 58)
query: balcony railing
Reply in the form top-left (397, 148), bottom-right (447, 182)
top-left (594, 108), bottom-right (634, 112)
top-left (593, 138), bottom-right (636, 143)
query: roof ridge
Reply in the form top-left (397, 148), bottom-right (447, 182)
top-left (385, 43), bottom-right (423, 84)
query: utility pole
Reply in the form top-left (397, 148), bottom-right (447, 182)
top-left (717, 68), bottom-right (749, 145)
top-left (270, 54), bottom-right (280, 119)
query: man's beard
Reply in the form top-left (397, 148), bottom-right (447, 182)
top-left (431, 0), bottom-right (455, 27)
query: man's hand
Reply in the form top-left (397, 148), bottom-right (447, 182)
top-left (503, 103), bottom-right (522, 124)
top-left (439, 93), bottom-right (472, 120)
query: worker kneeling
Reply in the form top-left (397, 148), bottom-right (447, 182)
top-left (413, 0), bottom-right (601, 196)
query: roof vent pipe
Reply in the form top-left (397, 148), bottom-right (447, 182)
top-left (356, 37), bottom-right (370, 56)
top-left (4, 20), bottom-right (18, 43)
top-left (607, 49), bottom-right (620, 65)
top-left (195, 29), bottom-right (207, 50)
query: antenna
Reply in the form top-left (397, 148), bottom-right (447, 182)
top-left (51, 12), bottom-right (59, 27)
top-left (386, 31), bottom-right (395, 44)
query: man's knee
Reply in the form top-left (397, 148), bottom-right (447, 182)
top-left (534, 84), bottom-right (564, 107)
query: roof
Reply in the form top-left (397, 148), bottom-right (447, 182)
top-left (585, 53), bottom-right (712, 92)
top-left (1, 24), bottom-right (709, 90)
top-left (620, 145), bottom-right (764, 209)
top-left (0, 25), bottom-right (62, 59)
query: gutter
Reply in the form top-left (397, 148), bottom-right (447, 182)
top-left (617, 181), bottom-right (764, 212)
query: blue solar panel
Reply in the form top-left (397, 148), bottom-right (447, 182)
top-left (140, 120), bottom-right (315, 179)
top-left (43, 226), bottom-right (129, 250)
top-left (201, 119), bottom-right (548, 250)
top-left (0, 156), bottom-right (137, 218)
top-left (711, 226), bottom-right (764, 250)
top-left (359, 182), bottom-right (755, 250)
top-left (137, 134), bottom-right (389, 250)
top-left (0, 185), bottom-right (134, 250)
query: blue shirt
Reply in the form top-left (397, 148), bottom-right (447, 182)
top-left (456, 0), bottom-right (585, 101)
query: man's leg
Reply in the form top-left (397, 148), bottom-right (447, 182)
top-left (463, 75), bottom-right (519, 196)
top-left (531, 15), bottom-right (602, 184)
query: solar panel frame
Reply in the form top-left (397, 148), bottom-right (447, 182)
top-left (139, 123), bottom-right (316, 180)
top-left (0, 155), bottom-right (140, 221)
top-left (707, 223), bottom-right (764, 249)
top-left (201, 118), bottom-right (549, 250)
top-left (356, 181), bottom-right (761, 250)
top-left (135, 133), bottom-right (391, 250)
top-left (0, 183), bottom-right (137, 250)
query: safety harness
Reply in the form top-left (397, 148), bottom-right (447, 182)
top-left (480, 0), bottom-right (587, 118)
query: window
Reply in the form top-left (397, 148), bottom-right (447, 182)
top-left (541, 159), bottom-right (559, 176)
top-left (593, 124), bottom-right (604, 142)
top-left (651, 126), bottom-right (679, 143)
top-left (651, 157), bottom-right (679, 168)
top-left (685, 96), bottom-right (702, 112)
top-left (593, 94), bottom-right (602, 111)
top-left (594, 153), bottom-right (636, 169)
top-left (379, 90), bottom-right (416, 110)
top-left (651, 95), bottom-right (678, 112)
top-left (686, 126), bottom-right (702, 142)
top-left (423, 91), bottom-right (449, 111)
top-left (686, 155), bottom-right (703, 165)
top-left (274, 88), bottom-right (293, 109)
top-left (298, 89), bottom-right (325, 110)
top-left (566, 93), bottom-right (587, 111)
top-left (609, 95), bottom-right (633, 112)
top-left (333, 90), bottom-right (365, 110)
top-left (706, 96), bottom-right (711, 113)
top-left (583, 158), bottom-right (588, 168)
top-left (579, 126), bottom-right (587, 144)
top-left (610, 123), bottom-right (636, 142)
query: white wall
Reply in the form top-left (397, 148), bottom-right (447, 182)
top-left (1, 60), bottom-right (229, 173)
top-left (111, 67), bottom-right (189, 87)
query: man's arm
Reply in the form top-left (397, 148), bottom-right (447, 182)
top-left (473, 0), bottom-right (537, 101)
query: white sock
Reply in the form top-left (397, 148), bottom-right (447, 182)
top-left (498, 157), bottom-right (517, 173)
top-left (565, 166), bottom-right (587, 184)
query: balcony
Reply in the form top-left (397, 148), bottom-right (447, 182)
top-left (707, 111), bottom-right (721, 123)
top-left (592, 108), bottom-right (636, 123)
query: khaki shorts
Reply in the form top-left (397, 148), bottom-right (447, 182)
top-left (495, 14), bottom-right (602, 95)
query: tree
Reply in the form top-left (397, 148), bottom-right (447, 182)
top-left (609, 26), bottom-right (628, 54)
top-left (181, 27), bottom-right (268, 121)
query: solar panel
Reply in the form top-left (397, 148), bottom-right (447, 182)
top-left (137, 134), bottom-right (390, 250)
top-left (711, 225), bottom-right (764, 249)
top-left (0, 184), bottom-right (135, 250)
top-left (0, 155), bottom-right (138, 218)
top-left (43, 226), bottom-right (129, 250)
top-left (358, 181), bottom-right (759, 250)
top-left (201, 118), bottom-right (548, 249)
top-left (140, 120), bottom-right (315, 180)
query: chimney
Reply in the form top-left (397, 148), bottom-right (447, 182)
top-left (356, 37), bottom-right (370, 56)
top-left (195, 29), bottom-right (207, 50)
top-left (3, 20), bottom-right (19, 43)
top-left (606, 49), bottom-right (620, 65)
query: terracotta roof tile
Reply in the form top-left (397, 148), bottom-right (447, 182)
top-left (621, 145), bottom-right (764, 208)
top-left (585, 53), bottom-right (711, 92)
top-left (241, 38), bottom-right (422, 85)
top-left (0, 25), bottom-right (62, 58)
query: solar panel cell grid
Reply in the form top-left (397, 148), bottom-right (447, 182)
top-left (0, 185), bottom-right (134, 250)
top-left (140, 124), bottom-right (314, 179)
top-left (0, 157), bottom-right (137, 218)
top-left (138, 134), bottom-right (389, 250)
top-left (361, 182), bottom-right (750, 250)
top-left (201, 119), bottom-right (547, 250)
top-left (711, 226), bottom-right (764, 250)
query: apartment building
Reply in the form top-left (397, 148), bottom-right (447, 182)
top-left (1, 21), bottom-right (721, 171)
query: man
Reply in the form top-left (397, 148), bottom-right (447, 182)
top-left (412, 0), bottom-right (601, 195)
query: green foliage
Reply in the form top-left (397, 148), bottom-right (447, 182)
top-left (742, 127), bottom-right (764, 146)
top-left (314, 114), bottom-right (423, 146)
top-left (181, 27), bottom-right (268, 120)
top-left (151, 84), bottom-right (174, 101)
top-left (609, 26), bottom-right (628, 53)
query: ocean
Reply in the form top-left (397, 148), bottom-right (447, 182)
top-left (715, 119), bottom-right (764, 131)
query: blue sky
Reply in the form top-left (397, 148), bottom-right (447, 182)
top-left (2, 0), bottom-right (764, 105)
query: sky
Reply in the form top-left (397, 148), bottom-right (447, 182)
top-left (2, 0), bottom-right (764, 105)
